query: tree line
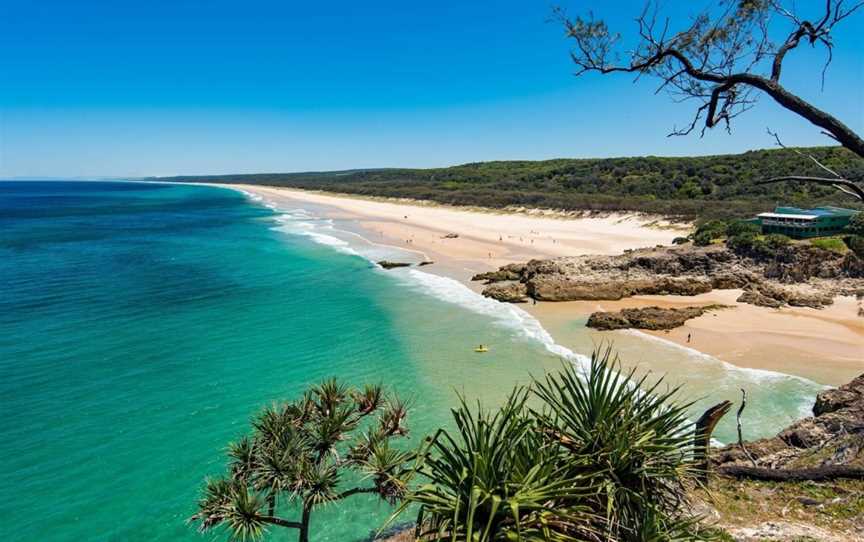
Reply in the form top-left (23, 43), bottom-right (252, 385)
top-left (163, 146), bottom-right (863, 221)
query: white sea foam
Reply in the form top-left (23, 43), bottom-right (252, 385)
top-left (622, 329), bottom-right (821, 420)
top-left (398, 269), bottom-right (592, 368)
top-left (622, 329), bottom-right (823, 387)
top-left (269, 211), bottom-right (359, 255)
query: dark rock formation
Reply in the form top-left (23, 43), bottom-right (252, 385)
top-left (736, 287), bottom-right (784, 308)
top-left (377, 261), bottom-right (412, 270)
top-left (418, 261), bottom-right (434, 266)
top-left (587, 305), bottom-right (725, 331)
top-left (471, 263), bottom-right (525, 283)
top-left (716, 374), bottom-right (864, 470)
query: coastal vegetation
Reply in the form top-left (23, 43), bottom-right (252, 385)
top-left (194, 350), bottom-right (724, 541)
top-left (193, 351), bottom-right (864, 541)
top-left (189, 379), bottom-right (413, 542)
top-left (395, 349), bottom-right (712, 541)
top-left (691, 216), bottom-right (864, 260)
top-left (163, 146), bottom-right (863, 221)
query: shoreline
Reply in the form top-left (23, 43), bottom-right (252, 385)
top-left (229, 184), bottom-right (863, 387)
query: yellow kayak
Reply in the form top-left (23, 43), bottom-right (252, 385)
top-left (474, 346), bottom-right (489, 353)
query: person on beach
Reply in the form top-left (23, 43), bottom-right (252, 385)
top-left (687, 333), bottom-right (691, 343)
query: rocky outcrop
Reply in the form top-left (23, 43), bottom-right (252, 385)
top-left (736, 283), bottom-right (834, 309)
top-left (473, 243), bottom-right (863, 309)
top-left (471, 263), bottom-right (525, 283)
top-left (482, 282), bottom-right (528, 303)
top-left (716, 374), bottom-right (864, 470)
top-left (815, 374), bottom-right (864, 416)
top-left (586, 305), bottom-right (726, 331)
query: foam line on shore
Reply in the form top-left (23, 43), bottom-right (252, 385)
top-left (623, 329), bottom-right (824, 386)
top-left (400, 269), bottom-right (592, 367)
top-left (623, 329), bottom-right (822, 419)
top-left (243, 187), bottom-right (592, 367)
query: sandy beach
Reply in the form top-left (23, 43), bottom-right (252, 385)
top-left (233, 184), bottom-right (863, 386)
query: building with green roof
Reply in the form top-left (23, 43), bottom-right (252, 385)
top-left (754, 206), bottom-right (859, 239)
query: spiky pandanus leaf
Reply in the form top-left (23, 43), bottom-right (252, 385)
top-left (532, 347), bottom-right (706, 540)
top-left (312, 378), bottom-right (349, 416)
top-left (359, 439), bottom-right (417, 503)
top-left (397, 389), bottom-right (599, 541)
top-left (354, 383), bottom-right (384, 415)
top-left (228, 437), bottom-right (257, 482)
top-left (191, 378), bottom-right (415, 541)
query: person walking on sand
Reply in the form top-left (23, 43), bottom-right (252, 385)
top-left (687, 333), bottom-right (691, 343)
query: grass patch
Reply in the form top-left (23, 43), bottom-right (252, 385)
top-left (810, 236), bottom-right (849, 254)
top-left (695, 478), bottom-right (864, 536)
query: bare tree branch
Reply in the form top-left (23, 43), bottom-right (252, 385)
top-left (763, 128), bottom-right (864, 200)
top-left (736, 389), bottom-right (758, 468)
top-left (757, 176), bottom-right (864, 201)
top-left (557, 1), bottom-right (864, 158)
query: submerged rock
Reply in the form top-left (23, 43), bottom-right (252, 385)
top-left (377, 261), bottom-right (412, 270)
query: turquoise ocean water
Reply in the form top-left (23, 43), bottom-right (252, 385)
top-left (0, 181), bottom-right (824, 541)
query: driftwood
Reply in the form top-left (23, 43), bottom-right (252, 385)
top-left (694, 400), bottom-right (733, 482)
top-left (718, 465), bottom-right (864, 482)
top-left (736, 389), bottom-right (758, 468)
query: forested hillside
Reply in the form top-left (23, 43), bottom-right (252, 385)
top-left (163, 146), bottom-right (863, 220)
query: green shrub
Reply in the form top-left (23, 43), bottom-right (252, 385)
top-left (811, 237), bottom-right (848, 254)
top-left (844, 234), bottom-right (864, 257)
top-left (727, 232), bottom-right (772, 258)
top-left (845, 212), bottom-right (864, 236)
top-left (691, 219), bottom-right (732, 246)
top-left (726, 219), bottom-right (760, 237)
top-left (692, 230), bottom-right (715, 246)
top-left (398, 349), bottom-right (718, 541)
top-left (764, 234), bottom-right (791, 250)
top-left (672, 236), bottom-right (690, 245)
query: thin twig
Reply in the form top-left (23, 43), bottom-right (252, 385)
top-left (736, 389), bottom-right (758, 468)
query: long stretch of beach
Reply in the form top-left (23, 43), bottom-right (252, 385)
top-left (233, 184), bottom-right (864, 386)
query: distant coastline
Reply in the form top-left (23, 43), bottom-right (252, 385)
top-left (157, 145), bottom-right (864, 221)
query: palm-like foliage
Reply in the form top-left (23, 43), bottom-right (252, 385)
top-left (397, 349), bottom-right (718, 541)
top-left (394, 389), bottom-right (598, 541)
top-left (532, 348), bottom-right (704, 541)
top-left (190, 380), bottom-right (414, 542)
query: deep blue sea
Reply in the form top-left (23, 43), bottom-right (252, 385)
top-left (0, 181), bottom-right (824, 541)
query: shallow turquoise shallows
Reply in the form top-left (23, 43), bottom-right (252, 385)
top-left (0, 181), bottom-right (823, 541)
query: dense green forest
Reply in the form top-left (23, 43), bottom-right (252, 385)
top-left (163, 146), bottom-right (863, 220)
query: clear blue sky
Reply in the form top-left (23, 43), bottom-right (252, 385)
top-left (1, 0), bottom-right (862, 177)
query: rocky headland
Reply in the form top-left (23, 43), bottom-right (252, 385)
top-left (472, 243), bottom-right (864, 310)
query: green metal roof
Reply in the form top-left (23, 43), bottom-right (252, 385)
top-left (772, 206), bottom-right (858, 218)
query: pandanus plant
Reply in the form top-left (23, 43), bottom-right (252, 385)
top-left (396, 348), bottom-right (717, 541)
top-left (190, 379), bottom-right (414, 542)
